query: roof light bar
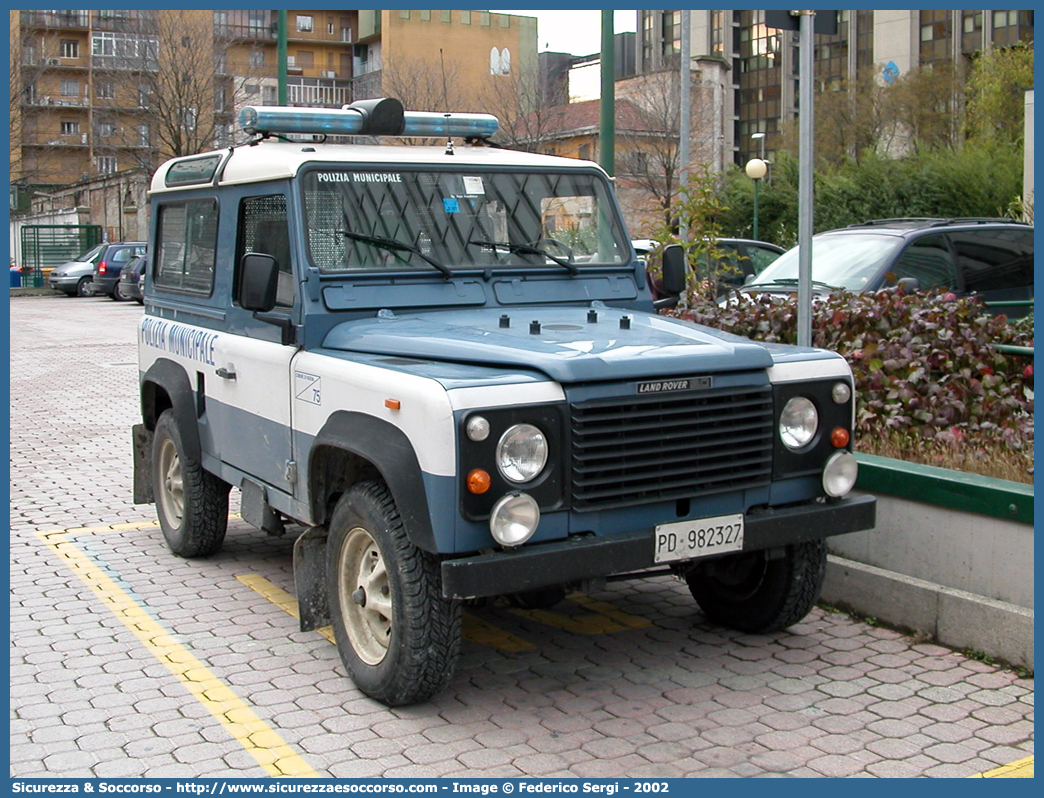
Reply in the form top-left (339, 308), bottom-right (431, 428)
top-left (239, 97), bottom-right (499, 140)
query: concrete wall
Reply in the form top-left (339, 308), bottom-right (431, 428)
top-left (828, 494), bottom-right (1033, 609)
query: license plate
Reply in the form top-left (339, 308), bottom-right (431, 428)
top-left (654, 513), bottom-right (744, 563)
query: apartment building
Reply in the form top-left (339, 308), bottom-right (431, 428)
top-left (11, 9), bottom-right (538, 192)
top-left (637, 9), bottom-right (1034, 167)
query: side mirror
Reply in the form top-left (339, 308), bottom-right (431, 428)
top-left (661, 244), bottom-right (687, 296)
top-left (239, 253), bottom-right (279, 312)
top-left (896, 277), bottom-right (921, 293)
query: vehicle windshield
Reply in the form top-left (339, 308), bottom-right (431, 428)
top-left (302, 167), bottom-right (631, 274)
top-left (748, 233), bottom-right (904, 290)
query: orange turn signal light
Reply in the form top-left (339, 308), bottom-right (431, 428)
top-left (385, 398), bottom-right (401, 410)
top-left (467, 469), bottom-right (492, 494)
top-left (831, 427), bottom-right (850, 448)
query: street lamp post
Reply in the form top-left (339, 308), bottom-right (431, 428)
top-left (744, 157), bottom-right (768, 240)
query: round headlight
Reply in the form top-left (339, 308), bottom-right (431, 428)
top-left (489, 492), bottom-right (540, 547)
top-left (780, 397), bottom-right (818, 450)
top-left (823, 451), bottom-right (858, 497)
top-left (496, 423), bottom-right (548, 483)
top-left (466, 415), bottom-right (490, 442)
top-left (832, 381), bottom-right (852, 404)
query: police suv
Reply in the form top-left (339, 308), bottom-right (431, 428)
top-left (133, 98), bottom-right (875, 706)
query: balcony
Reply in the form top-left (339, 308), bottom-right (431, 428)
top-left (21, 11), bottom-right (89, 29)
top-left (23, 132), bottom-right (89, 147)
top-left (24, 95), bottom-right (91, 108)
top-left (92, 11), bottom-right (158, 33)
top-left (214, 23), bottom-right (275, 42)
top-left (287, 82), bottom-right (354, 109)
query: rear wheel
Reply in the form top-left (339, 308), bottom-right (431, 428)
top-left (686, 540), bottom-right (827, 633)
top-left (112, 281), bottom-right (126, 301)
top-left (152, 410), bottom-right (229, 557)
top-left (327, 481), bottom-right (461, 706)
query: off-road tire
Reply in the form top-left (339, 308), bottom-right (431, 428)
top-left (686, 540), bottom-right (827, 634)
top-left (152, 410), bottom-right (229, 557)
top-left (327, 481), bottom-right (461, 706)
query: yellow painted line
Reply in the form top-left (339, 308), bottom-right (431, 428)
top-left (36, 513), bottom-right (242, 538)
top-left (972, 756), bottom-right (1034, 778)
top-left (462, 613), bottom-right (536, 652)
top-left (567, 592), bottom-right (652, 629)
top-left (236, 573), bottom-right (335, 644)
top-left (238, 573), bottom-right (536, 652)
top-left (509, 593), bottom-right (652, 635)
top-left (35, 529), bottom-right (319, 778)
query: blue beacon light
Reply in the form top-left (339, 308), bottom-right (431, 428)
top-left (239, 97), bottom-right (498, 140)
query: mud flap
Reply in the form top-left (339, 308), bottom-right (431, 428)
top-left (294, 525), bottom-right (330, 632)
top-left (132, 424), bottom-right (154, 504)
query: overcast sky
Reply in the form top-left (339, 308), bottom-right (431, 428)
top-left (489, 10), bottom-right (639, 56)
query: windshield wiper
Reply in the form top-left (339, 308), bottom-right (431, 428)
top-left (468, 239), bottom-right (579, 276)
top-left (339, 230), bottom-right (453, 280)
top-left (749, 277), bottom-right (838, 290)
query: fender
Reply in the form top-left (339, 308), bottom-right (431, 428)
top-left (308, 410), bottom-right (437, 553)
top-left (140, 357), bottom-right (201, 463)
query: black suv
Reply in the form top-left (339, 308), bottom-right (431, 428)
top-left (90, 242), bottom-right (147, 301)
top-left (743, 218), bottom-right (1033, 316)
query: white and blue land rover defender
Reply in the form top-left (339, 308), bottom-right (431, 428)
top-left (133, 98), bottom-right (875, 706)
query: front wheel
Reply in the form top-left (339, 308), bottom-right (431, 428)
top-left (686, 540), bottom-right (827, 634)
top-left (152, 410), bottom-right (230, 557)
top-left (75, 277), bottom-right (93, 297)
top-left (327, 481), bottom-right (461, 706)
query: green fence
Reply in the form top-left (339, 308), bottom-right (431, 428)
top-left (17, 224), bottom-right (103, 287)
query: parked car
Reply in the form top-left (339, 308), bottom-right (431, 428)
top-left (90, 241), bottom-right (147, 301)
top-left (47, 244), bottom-right (106, 297)
top-left (635, 237), bottom-right (785, 297)
top-left (118, 253), bottom-right (147, 305)
top-left (741, 218), bottom-right (1034, 316)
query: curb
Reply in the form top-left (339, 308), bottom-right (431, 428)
top-left (822, 555), bottom-right (1034, 670)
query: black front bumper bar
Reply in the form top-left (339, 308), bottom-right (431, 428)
top-left (441, 493), bottom-right (876, 599)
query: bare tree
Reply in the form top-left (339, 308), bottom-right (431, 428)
top-left (615, 69), bottom-right (716, 230)
top-left (479, 67), bottom-right (568, 153)
top-left (92, 10), bottom-right (267, 170)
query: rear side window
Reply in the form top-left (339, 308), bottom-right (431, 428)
top-left (889, 234), bottom-right (958, 290)
top-left (155, 199), bottom-right (218, 295)
top-left (950, 228), bottom-right (1034, 293)
top-left (111, 246), bottom-right (145, 263)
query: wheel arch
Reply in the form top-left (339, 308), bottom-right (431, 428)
top-left (308, 411), bottom-right (437, 553)
top-left (141, 358), bottom-right (200, 462)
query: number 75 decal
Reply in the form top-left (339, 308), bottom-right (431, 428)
top-left (294, 372), bottom-right (322, 405)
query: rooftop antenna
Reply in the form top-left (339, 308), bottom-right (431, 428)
top-left (444, 114), bottom-right (455, 155)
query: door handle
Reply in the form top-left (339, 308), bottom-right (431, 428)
top-left (216, 365), bottom-right (237, 380)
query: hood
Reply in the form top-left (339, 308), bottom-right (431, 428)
top-left (322, 306), bottom-right (774, 383)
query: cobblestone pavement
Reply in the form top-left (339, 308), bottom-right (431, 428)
top-left (9, 295), bottom-right (1034, 779)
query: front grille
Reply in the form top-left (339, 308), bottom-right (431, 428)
top-left (570, 385), bottom-right (774, 510)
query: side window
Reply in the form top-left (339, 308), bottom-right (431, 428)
top-left (889, 234), bottom-right (958, 290)
top-left (237, 194), bottom-right (294, 308)
top-left (950, 229), bottom-right (1034, 294)
top-left (155, 199), bottom-right (218, 295)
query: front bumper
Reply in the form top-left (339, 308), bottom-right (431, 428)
top-left (441, 493), bottom-right (876, 599)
